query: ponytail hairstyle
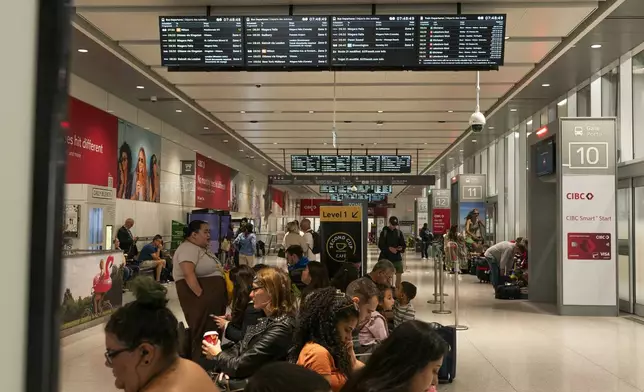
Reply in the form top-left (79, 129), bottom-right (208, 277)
top-left (105, 277), bottom-right (178, 358)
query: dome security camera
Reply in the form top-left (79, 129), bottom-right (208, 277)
top-left (469, 111), bottom-right (486, 133)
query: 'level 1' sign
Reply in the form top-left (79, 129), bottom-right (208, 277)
top-left (320, 205), bottom-right (362, 222)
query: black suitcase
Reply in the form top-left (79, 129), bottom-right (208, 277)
top-left (429, 323), bottom-right (456, 383)
top-left (495, 284), bottom-right (521, 300)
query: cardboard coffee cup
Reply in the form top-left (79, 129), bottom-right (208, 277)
top-left (203, 331), bottom-right (219, 346)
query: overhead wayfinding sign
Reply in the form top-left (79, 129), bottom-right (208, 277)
top-left (330, 194), bottom-right (386, 202)
top-left (268, 175), bottom-right (435, 186)
top-left (159, 14), bottom-right (506, 71)
top-left (291, 155), bottom-right (411, 174)
top-left (320, 185), bottom-right (392, 194)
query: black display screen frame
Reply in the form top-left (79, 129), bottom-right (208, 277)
top-left (160, 14), bottom-right (506, 72)
top-left (291, 154), bottom-right (412, 174)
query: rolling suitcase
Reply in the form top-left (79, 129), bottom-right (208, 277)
top-left (429, 323), bottom-right (456, 383)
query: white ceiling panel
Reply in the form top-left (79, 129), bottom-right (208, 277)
top-left (232, 121), bottom-right (467, 131)
top-left (213, 112), bottom-right (470, 122)
top-left (238, 131), bottom-right (462, 138)
top-left (79, 8), bottom-right (206, 41)
top-left (178, 84), bottom-right (510, 100)
top-left (154, 66), bottom-right (533, 85)
top-left (198, 99), bottom-right (497, 112)
top-left (503, 41), bottom-right (559, 63)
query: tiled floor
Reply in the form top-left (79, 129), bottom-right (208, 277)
top-left (59, 248), bottom-right (644, 392)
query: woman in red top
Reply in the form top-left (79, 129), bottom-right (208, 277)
top-left (292, 287), bottom-right (364, 392)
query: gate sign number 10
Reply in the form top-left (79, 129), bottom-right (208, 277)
top-left (569, 142), bottom-right (608, 170)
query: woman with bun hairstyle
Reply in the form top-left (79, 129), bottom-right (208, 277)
top-left (104, 277), bottom-right (218, 392)
top-left (292, 287), bottom-right (365, 392)
top-left (201, 266), bottom-right (296, 380)
top-left (340, 320), bottom-right (449, 392)
top-left (173, 220), bottom-right (228, 362)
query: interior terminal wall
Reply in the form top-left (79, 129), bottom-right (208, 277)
top-left (388, 195), bottom-right (417, 223)
top-left (69, 74), bottom-right (289, 236)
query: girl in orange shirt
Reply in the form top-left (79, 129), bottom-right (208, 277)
top-left (292, 288), bottom-right (365, 392)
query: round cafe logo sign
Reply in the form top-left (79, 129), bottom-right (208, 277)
top-left (326, 232), bottom-right (357, 263)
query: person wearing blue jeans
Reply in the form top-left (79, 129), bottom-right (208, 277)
top-left (484, 240), bottom-right (526, 289)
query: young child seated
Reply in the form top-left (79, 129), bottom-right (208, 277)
top-left (359, 283), bottom-right (395, 347)
top-left (393, 281), bottom-right (417, 329)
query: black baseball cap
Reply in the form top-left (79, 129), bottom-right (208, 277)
top-left (389, 216), bottom-right (399, 226)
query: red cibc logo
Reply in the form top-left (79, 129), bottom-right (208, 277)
top-left (566, 192), bottom-right (594, 200)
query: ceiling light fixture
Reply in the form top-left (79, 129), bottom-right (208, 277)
top-left (510, 108), bottom-right (517, 112)
top-left (489, 126), bottom-right (495, 130)
top-left (240, 110), bottom-right (246, 114)
top-left (136, 85), bottom-right (145, 90)
top-left (591, 44), bottom-right (602, 49)
top-left (107, 110), bottom-right (114, 113)
top-left (542, 83), bottom-right (550, 87)
top-left (204, 126), bottom-right (209, 130)
top-left (144, 127), bottom-right (150, 130)
top-left (557, 99), bottom-right (568, 106)
top-left (376, 121), bottom-right (384, 126)
top-left (424, 142), bottom-right (428, 145)
top-left (324, 142), bottom-right (328, 145)
top-left (239, 149), bottom-right (244, 152)
top-left (175, 109), bottom-right (182, 113)
top-left (377, 110), bottom-right (384, 113)
top-left (472, 139), bottom-right (478, 143)
top-left (505, 36), bottom-right (510, 40)
top-left (223, 139), bottom-right (229, 143)
top-left (77, 48), bottom-right (88, 53)
top-left (448, 110), bottom-right (454, 113)
top-left (273, 142), bottom-right (278, 145)
top-left (373, 142), bottom-right (377, 145)
top-left (309, 110), bottom-right (315, 114)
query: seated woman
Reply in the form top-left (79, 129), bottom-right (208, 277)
top-left (340, 320), bottom-right (449, 392)
top-left (300, 261), bottom-right (330, 303)
top-left (293, 287), bottom-right (365, 392)
top-left (246, 362), bottom-right (331, 392)
top-left (201, 266), bottom-right (296, 380)
top-left (212, 265), bottom-right (264, 344)
top-left (104, 277), bottom-right (218, 392)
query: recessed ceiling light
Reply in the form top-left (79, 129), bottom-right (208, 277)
top-left (204, 126), bottom-right (209, 130)
top-left (107, 110), bottom-right (114, 113)
top-left (144, 127), bottom-right (150, 130)
top-left (591, 44), bottom-right (602, 49)
top-left (510, 108), bottom-right (517, 112)
top-left (424, 142), bottom-right (428, 145)
top-left (373, 142), bottom-right (377, 145)
top-left (273, 142), bottom-right (278, 145)
top-left (77, 48), bottom-right (88, 53)
top-left (270, 169), bottom-right (274, 171)
top-left (542, 83), bottom-right (550, 87)
top-left (489, 126), bottom-right (495, 130)
top-left (193, 149), bottom-right (198, 152)
top-left (558, 99), bottom-right (568, 106)
top-left (250, 155), bottom-right (255, 159)
top-left (472, 139), bottom-right (478, 143)
top-left (136, 85), bottom-right (144, 89)
top-left (262, 163), bottom-right (267, 166)
top-left (223, 139), bottom-right (229, 143)
top-left (449, 157), bottom-right (453, 160)
top-left (175, 109), bottom-right (182, 113)
top-left (448, 110), bottom-right (454, 113)
top-left (377, 110), bottom-right (384, 113)
top-left (239, 149), bottom-right (244, 152)
top-left (324, 142), bottom-right (328, 145)
top-left (309, 110), bottom-right (315, 114)
top-left (505, 36), bottom-right (510, 40)
top-left (240, 110), bottom-right (246, 114)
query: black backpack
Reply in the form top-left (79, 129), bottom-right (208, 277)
top-left (310, 230), bottom-right (322, 254)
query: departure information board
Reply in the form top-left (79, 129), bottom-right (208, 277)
top-left (330, 194), bottom-right (387, 202)
top-left (330, 15), bottom-right (416, 68)
top-left (291, 155), bottom-right (412, 173)
top-left (320, 185), bottom-right (393, 194)
top-left (417, 15), bottom-right (505, 67)
top-left (159, 17), bottom-right (244, 68)
top-left (245, 16), bottom-right (329, 67)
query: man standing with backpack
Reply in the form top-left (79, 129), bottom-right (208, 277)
top-left (378, 216), bottom-right (407, 288)
top-left (419, 223), bottom-right (434, 260)
top-left (301, 218), bottom-right (321, 261)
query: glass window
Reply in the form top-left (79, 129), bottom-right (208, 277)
top-left (633, 51), bottom-right (644, 159)
top-left (602, 67), bottom-right (620, 117)
top-left (617, 188), bottom-right (631, 304)
top-left (488, 143), bottom-right (496, 196)
top-left (557, 98), bottom-right (568, 118)
top-left (577, 84), bottom-right (592, 117)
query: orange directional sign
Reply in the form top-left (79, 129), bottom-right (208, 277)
top-left (320, 205), bottom-right (362, 222)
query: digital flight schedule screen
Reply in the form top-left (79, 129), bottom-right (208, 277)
top-left (417, 15), bottom-right (506, 68)
top-left (330, 15), bottom-right (416, 68)
top-left (245, 16), bottom-right (329, 67)
top-left (159, 17), bottom-right (244, 68)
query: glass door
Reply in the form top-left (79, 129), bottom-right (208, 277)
top-left (617, 181), bottom-right (633, 313)
top-left (634, 180), bottom-right (644, 316)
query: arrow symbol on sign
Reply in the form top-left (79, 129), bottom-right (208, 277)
top-left (352, 211), bottom-right (359, 218)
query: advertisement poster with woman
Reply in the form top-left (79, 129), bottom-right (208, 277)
top-left (116, 119), bottom-right (161, 202)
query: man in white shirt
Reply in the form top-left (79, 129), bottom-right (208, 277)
top-left (301, 218), bottom-right (316, 261)
top-left (484, 240), bottom-right (526, 288)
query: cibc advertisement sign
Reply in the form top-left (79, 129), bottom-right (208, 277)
top-left (431, 189), bottom-right (451, 235)
top-left (559, 118), bottom-right (617, 311)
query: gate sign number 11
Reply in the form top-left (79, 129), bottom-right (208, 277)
top-left (568, 142), bottom-right (608, 170)
top-left (462, 185), bottom-right (482, 200)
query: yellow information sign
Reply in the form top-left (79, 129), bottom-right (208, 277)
top-left (320, 205), bottom-right (362, 222)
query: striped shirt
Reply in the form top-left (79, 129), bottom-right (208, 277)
top-left (393, 301), bottom-right (415, 328)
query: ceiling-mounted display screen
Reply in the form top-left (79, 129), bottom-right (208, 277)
top-left (245, 16), bottom-right (329, 68)
top-left (159, 14), bottom-right (506, 71)
top-left (291, 155), bottom-right (412, 173)
top-left (330, 193), bottom-right (387, 202)
top-left (320, 185), bottom-right (393, 194)
top-left (159, 17), bottom-right (244, 69)
top-left (330, 15), bottom-right (416, 68)
top-left (417, 15), bottom-right (505, 68)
